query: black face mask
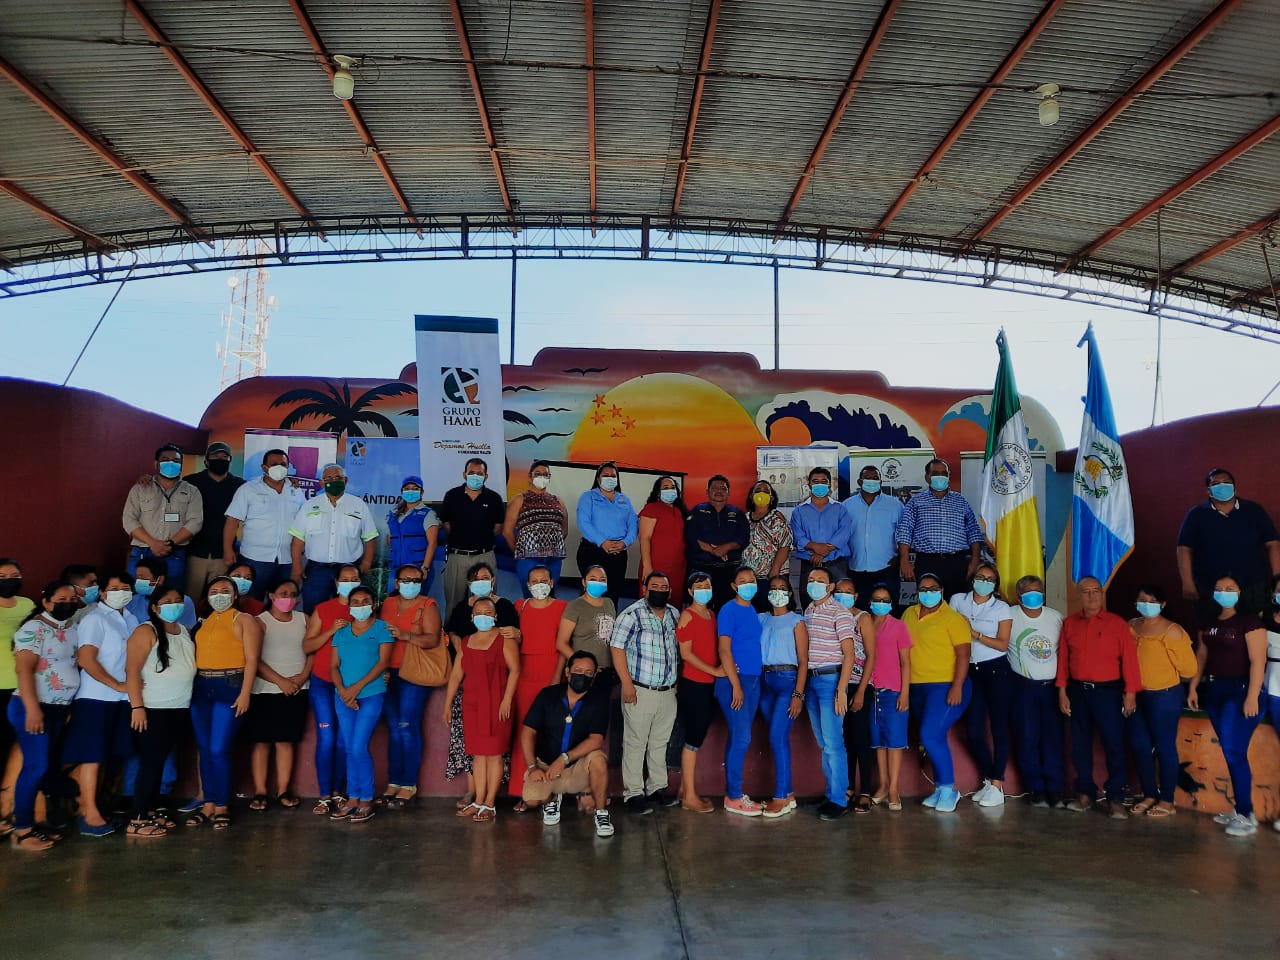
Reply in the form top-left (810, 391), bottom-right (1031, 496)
top-left (49, 601), bottom-right (79, 623)
top-left (647, 590), bottom-right (671, 608)
top-left (206, 459), bottom-right (231, 477)
top-left (0, 579), bottom-right (22, 599)
top-left (567, 673), bottom-right (594, 694)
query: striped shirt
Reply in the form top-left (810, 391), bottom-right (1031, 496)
top-left (803, 597), bottom-right (857, 669)
top-left (609, 602), bottom-right (679, 688)
top-left (895, 490), bottom-right (983, 554)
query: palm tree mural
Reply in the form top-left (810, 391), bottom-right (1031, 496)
top-left (270, 380), bottom-right (417, 437)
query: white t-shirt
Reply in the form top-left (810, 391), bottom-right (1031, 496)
top-left (949, 592), bottom-right (1014, 664)
top-left (1007, 606), bottom-right (1064, 681)
top-left (1265, 629), bottom-right (1280, 697)
top-left (75, 603), bottom-right (138, 702)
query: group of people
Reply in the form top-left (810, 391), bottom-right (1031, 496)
top-left (2, 444), bottom-right (1277, 850)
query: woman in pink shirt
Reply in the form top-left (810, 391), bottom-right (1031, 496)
top-left (866, 582), bottom-right (912, 811)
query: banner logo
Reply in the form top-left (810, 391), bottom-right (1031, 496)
top-left (442, 367), bottom-right (481, 405)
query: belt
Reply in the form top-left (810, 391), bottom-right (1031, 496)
top-left (763, 664), bottom-right (798, 673)
top-left (305, 560), bottom-right (348, 570)
top-left (633, 680), bottom-right (675, 692)
top-left (808, 665), bottom-right (840, 677)
top-left (1074, 679), bottom-right (1122, 690)
top-left (198, 668), bottom-right (244, 678)
top-left (1017, 677), bottom-right (1056, 686)
top-left (449, 548), bottom-right (489, 557)
top-left (916, 549), bottom-right (969, 558)
top-left (1268, 657), bottom-right (1280, 663)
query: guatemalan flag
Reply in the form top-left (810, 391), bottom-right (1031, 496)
top-left (1071, 324), bottom-right (1134, 586)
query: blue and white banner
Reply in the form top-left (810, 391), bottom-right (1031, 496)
top-left (413, 315), bottom-right (507, 501)
top-left (1071, 325), bottom-right (1134, 586)
top-left (343, 436), bottom-right (422, 557)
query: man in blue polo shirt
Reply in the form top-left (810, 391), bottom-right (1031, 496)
top-left (1177, 467), bottom-right (1279, 623)
top-left (790, 466), bottom-right (853, 588)
top-left (845, 464), bottom-right (904, 610)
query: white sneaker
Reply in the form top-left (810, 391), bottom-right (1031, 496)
top-left (978, 784), bottom-right (1005, 808)
top-left (542, 797), bottom-right (561, 826)
top-left (971, 781), bottom-right (992, 803)
top-left (594, 809), bottom-right (615, 838)
top-left (1213, 811), bottom-right (1235, 825)
top-left (1225, 813), bottom-right (1257, 838)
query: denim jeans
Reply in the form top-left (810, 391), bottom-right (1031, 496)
top-left (301, 562), bottom-right (342, 615)
top-left (382, 670), bottom-right (431, 789)
top-left (713, 674), bottom-right (761, 799)
top-left (310, 676), bottom-right (347, 797)
top-left (1011, 676), bottom-right (1063, 795)
top-left (758, 670), bottom-right (798, 799)
top-left (966, 658), bottom-right (1014, 782)
top-left (243, 558), bottom-right (294, 601)
top-left (1126, 684), bottom-right (1185, 803)
top-left (129, 544), bottom-right (187, 594)
top-left (1202, 677), bottom-right (1264, 816)
top-left (189, 673), bottom-right (245, 806)
top-left (910, 680), bottom-right (972, 787)
top-left (870, 687), bottom-right (908, 749)
top-left (515, 557), bottom-right (563, 598)
top-left (805, 672), bottom-right (848, 805)
top-left (1066, 681), bottom-right (1127, 802)
top-left (7, 699), bottom-right (69, 831)
top-left (335, 692), bottom-right (385, 803)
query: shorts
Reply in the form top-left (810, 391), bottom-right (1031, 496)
top-left (62, 698), bottom-right (134, 765)
top-left (870, 686), bottom-right (908, 750)
top-left (242, 691), bottom-right (310, 744)
top-left (677, 678), bottom-right (716, 751)
top-left (522, 750), bottom-right (606, 804)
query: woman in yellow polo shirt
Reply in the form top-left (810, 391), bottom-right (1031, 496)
top-left (904, 573), bottom-right (971, 813)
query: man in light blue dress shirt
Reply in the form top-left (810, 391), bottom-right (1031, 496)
top-left (844, 465), bottom-right (904, 609)
top-left (789, 467), bottom-right (853, 587)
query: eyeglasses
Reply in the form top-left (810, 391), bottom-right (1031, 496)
top-left (974, 576), bottom-right (997, 583)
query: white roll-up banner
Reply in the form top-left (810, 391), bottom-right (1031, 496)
top-left (414, 315), bottom-right (507, 501)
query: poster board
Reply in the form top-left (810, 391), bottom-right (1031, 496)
top-left (242, 428), bottom-right (340, 498)
top-left (843, 448), bottom-right (937, 506)
top-left (755, 445), bottom-right (841, 518)
top-left (342, 437), bottom-right (423, 560)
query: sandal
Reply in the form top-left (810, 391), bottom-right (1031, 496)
top-left (313, 797), bottom-right (335, 816)
top-left (248, 795), bottom-right (269, 812)
top-left (349, 805), bottom-right (376, 824)
top-left (211, 813), bottom-right (232, 830)
top-left (1131, 798), bottom-right (1157, 816)
top-left (0, 815), bottom-right (14, 838)
top-left (870, 791), bottom-right (888, 806)
top-left (854, 795), bottom-right (873, 814)
top-left (455, 802), bottom-right (480, 818)
top-left (10, 829), bottom-right (54, 852)
top-left (472, 804), bottom-right (496, 823)
top-left (276, 792), bottom-right (301, 810)
top-left (183, 811), bottom-right (209, 828)
top-left (127, 818), bottom-right (167, 838)
top-left (384, 797), bottom-right (406, 811)
top-left (454, 792), bottom-right (476, 810)
top-left (329, 803), bottom-right (355, 821)
top-left (1146, 804), bottom-right (1176, 818)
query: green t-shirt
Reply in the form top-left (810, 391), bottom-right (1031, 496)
top-left (0, 598), bottom-right (37, 689)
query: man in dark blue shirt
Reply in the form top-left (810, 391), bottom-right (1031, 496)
top-left (685, 475), bottom-right (750, 608)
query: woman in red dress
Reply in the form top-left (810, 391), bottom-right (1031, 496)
top-left (639, 475), bottom-right (689, 605)
top-left (442, 597), bottom-right (520, 822)
top-left (510, 564), bottom-right (569, 806)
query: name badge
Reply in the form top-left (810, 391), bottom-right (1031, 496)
top-left (164, 512), bottom-right (181, 523)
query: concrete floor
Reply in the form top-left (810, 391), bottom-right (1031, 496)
top-left (3, 799), bottom-right (1278, 959)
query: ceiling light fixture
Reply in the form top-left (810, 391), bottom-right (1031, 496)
top-left (332, 55), bottom-right (356, 100)
top-left (1036, 83), bottom-right (1060, 126)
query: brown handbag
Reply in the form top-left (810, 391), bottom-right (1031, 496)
top-left (397, 599), bottom-right (449, 687)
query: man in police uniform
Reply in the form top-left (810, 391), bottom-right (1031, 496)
top-left (289, 463), bottom-right (379, 613)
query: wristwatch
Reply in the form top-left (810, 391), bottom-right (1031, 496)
top-left (560, 752), bottom-right (570, 765)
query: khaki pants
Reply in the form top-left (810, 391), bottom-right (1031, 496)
top-left (443, 551), bottom-right (495, 615)
top-left (186, 555), bottom-right (229, 599)
top-left (521, 750), bottom-right (606, 804)
top-left (621, 686), bottom-right (677, 799)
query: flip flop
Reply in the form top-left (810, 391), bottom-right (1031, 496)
top-left (455, 802), bottom-right (480, 818)
top-left (276, 792), bottom-right (301, 810)
top-left (472, 805), bottom-right (496, 823)
top-left (211, 813), bottom-right (232, 830)
top-left (248, 795), bottom-right (269, 812)
top-left (183, 811), bottom-right (209, 828)
top-left (1131, 798), bottom-right (1157, 816)
top-left (1146, 805), bottom-right (1176, 818)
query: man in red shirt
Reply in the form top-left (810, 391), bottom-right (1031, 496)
top-left (1055, 576), bottom-right (1141, 819)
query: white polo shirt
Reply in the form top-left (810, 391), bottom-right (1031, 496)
top-left (949, 592), bottom-right (1014, 665)
top-left (289, 493), bottom-right (379, 564)
top-left (75, 603), bottom-right (138, 702)
top-left (226, 477), bottom-right (308, 563)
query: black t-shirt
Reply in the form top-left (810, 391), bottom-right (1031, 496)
top-left (1176, 498), bottom-right (1279, 587)
top-left (438, 485), bottom-right (506, 552)
top-left (445, 597), bottom-right (519, 638)
top-left (184, 471), bottom-right (245, 558)
top-left (522, 683), bottom-right (610, 764)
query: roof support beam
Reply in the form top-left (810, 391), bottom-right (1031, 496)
top-left (965, 0), bottom-right (1246, 247)
top-left (585, 0), bottom-right (598, 220)
top-left (447, 0), bottom-right (516, 228)
top-left (1171, 209), bottom-right (1280, 277)
top-left (671, 0), bottom-right (722, 218)
top-left (873, 0), bottom-right (1066, 237)
top-left (124, 0), bottom-right (319, 230)
top-left (0, 178), bottom-right (108, 249)
top-left (0, 55), bottom-right (202, 238)
top-left (1062, 112), bottom-right (1280, 271)
top-left (777, 0), bottom-right (902, 233)
top-left (286, 0), bottom-right (420, 233)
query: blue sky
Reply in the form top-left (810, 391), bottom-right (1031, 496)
top-left (2, 257), bottom-right (1278, 438)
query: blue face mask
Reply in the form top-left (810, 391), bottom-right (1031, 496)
top-left (1019, 591), bottom-right (1045, 610)
top-left (869, 601), bottom-right (893, 617)
top-left (972, 580), bottom-right (996, 598)
top-left (1213, 590), bottom-right (1239, 609)
top-left (402, 489), bottom-right (422, 503)
top-left (692, 588), bottom-right (713, 606)
top-left (83, 585), bottom-right (99, 604)
top-left (585, 580), bottom-right (608, 599)
top-left (834, 593), bottom-right (856, 609)
top-left (398, 582), bottom-right (422, 599)
top-left (469, 579), bottom-right (493, 598)
top-left (158, 460), bottom-right (182, 479)
top-left (134, 579), bottom-right (155, 597)
top-left (806, 581), bottom-right (828, 602)
top-left (157, 602), bottom-right (185, 624)
top-left (860, 479), bottom-right (881, 494)
top-left (472, 614), bottom-right (496, 631)
top-left (336, 580), bottom-right (359, 598)
top-left (349, 605), bottom-right (373, 622)
top-left (810, 483), bottom-right (830, 499)
top-left (1135, 601), bottom-right (1162, 619)
top-left (465, 474), bottom-right (485, 491)
top-left (735, 582), bottom-right (758, 601)
top-left (1209, 482), bottom-right (1235, 502)
top-left (231, 576), bottom-right (253, 596)
top-left (918, 590), bottom-right (943, 609)
top-left (660, 488), bottom-right (678, 505)
top-left (929, 475), bottom-right (950, 493)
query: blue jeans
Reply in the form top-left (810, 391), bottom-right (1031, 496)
top-left (335, 692), bottom-right (385, 802)
top-left (515, 557), bottom-right (563, 598)
top-left (129, 544), bottom-right (187, 593)
top-left (758, 670), bottom-right (798, 799)
top-left (383, 671), bottom-right (431, 789)
top-left (910, 680), bottom-right (972, 787)
top-left (7, 699), bottom-right (69, 831)
top-left (713, 674), bottom-right (761, 799)
top-left (1126, 684), bottom-right (1185, 802)
top-left (189, 673), bottom-right (245, 806)
top-left (1066, 681), bottom-right (1127, 802)
top-left (1202, 677), bottom-right (1264, 816)
top-left (1012, 676), bottom-right (1063, 794)
top-left (301, 562), bottom-right (343, 615)
top-left (122, 751), bottom-right (177, 798)
top-left (805, 672), bottom-right (848, 805)
top-left (243, 558), bottom-right (293, 601)
top-left (966, 658), bottom-right (1014, 782)
top-left (310, 676), bottom-right (347, 797)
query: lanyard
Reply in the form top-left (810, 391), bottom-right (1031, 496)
top-left (560, 695), bottom-right (583, 755)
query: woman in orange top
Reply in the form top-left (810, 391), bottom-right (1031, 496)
top-left (511, 564), bottom-right (569, 808)
top-left (379, 564), bottom-right (443, 808)
top-left (676, 571), bottom-right (726, 813)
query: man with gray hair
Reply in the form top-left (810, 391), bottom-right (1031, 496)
top-left (289, 462), bottom-right (379, 612)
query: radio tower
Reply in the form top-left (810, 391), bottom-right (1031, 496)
top-left (217, 239), bottom-right (277, 388)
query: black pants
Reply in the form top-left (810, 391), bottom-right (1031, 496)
top-left (132, 708), bottom-right (190, 819)
top-left (577, 540), bottom-right (629, 607)
top-left (913, 551), bottom-right (971, 601)
top-left (703, 562), bottom-right (738, 611)
top-left (966, 658), bottom-right (1014, 782)
top-left (842, 686), bottom-right (875, 795)
top-left (1067, 681), bottom-right (1127, 802)
top-left (850, 565), bottom-right (900, 612)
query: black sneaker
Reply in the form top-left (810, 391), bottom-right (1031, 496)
top-left (647, 790), bottom-right (679, 808)
top-left (1028, 791), bottom-right (1049, 808)
top-left (817, 800), bottom-right (848, 821)
top-left (625, 795), bottom-right (653, 816)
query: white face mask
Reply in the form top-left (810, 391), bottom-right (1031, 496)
top-left (266, 464), bottom-right (289, 482)
top-left (529, 582), bottom-right (552, 600)
top-left (531, 475), bottom-right (550, 490)
top-left (103, 589), bottom-right (133, 610)
top-left (208, 593), bottom-right (235, 612)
